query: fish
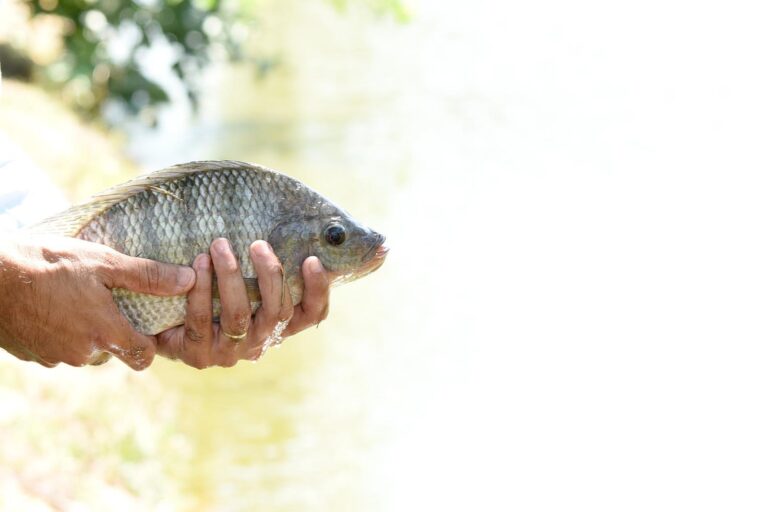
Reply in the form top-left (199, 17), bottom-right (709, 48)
top-left (32, 160), bottom-right (388, 335)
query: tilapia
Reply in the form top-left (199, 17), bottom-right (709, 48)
top-left (32, 161), bottom-right (388, 335)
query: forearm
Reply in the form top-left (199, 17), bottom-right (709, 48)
top-left (0, 236), bottom-right (51, 363)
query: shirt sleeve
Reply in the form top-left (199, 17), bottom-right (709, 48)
top-left (0, 133), bottom-right (69, 232)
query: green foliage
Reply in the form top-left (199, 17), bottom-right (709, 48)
top-left (27, 0), bottom-right (239, 123)
top-left (23, 0), bottom-right (409, 124)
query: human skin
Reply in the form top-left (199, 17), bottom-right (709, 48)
top-left (156, 238), bottom-right (331, 368)
top-left (0, 236), bottom-right (330, 370)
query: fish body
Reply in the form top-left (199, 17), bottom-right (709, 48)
top-left (33, 161), bottom-right (387, 334)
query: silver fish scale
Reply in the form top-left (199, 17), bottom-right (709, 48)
top-left (79, 170), bottom-right (288, 270)
top-left (76, 167), bottom-right (319, 334)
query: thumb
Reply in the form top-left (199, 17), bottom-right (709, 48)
top-left (105, 252), bottom-right (195, 296)
top-left (104, 318), bottom-right (158, 371)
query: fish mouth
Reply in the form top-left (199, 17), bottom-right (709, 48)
top-left (362, 233), bottom-right (388, 262)
top-left (330, 233), bottom-right (388, 285)
top-left (360, 232), bottom-right (388, 274)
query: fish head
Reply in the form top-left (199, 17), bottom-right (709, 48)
top-left (268, 203), bottom-right (388, 288)
top-left (310, 212), bottom-right (388, 284)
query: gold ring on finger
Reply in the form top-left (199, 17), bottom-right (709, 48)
top-left (223, 330), bottom-right (248, 342)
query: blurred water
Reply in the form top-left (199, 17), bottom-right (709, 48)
top-left (126, 0), bottom-right (768, 511)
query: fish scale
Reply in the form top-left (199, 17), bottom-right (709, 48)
top-left (32, 160), bottom-right (388, 336)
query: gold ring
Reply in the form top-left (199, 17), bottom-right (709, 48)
top-left (223, 330), bottom-right (248, 342)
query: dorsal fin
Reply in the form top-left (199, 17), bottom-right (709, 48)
top-left (29, 160), bottom-right (263, 236)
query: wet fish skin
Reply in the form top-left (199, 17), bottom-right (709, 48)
top-left (33, 161), bottom-right (387, 335)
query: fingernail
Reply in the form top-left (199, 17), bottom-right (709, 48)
top-left (309, 257), bottom-right (324, 274)
top-left (194, 253), bottom-right (210, 270)
top-left (250, 240), bottom-right (269, 256)
top-left (212, 238), bottom-right (230, 256)
top-left (178, 267), bottom-right (195, 288)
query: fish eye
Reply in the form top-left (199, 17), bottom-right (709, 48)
top-left (324, 224), bottom-right (346, 246)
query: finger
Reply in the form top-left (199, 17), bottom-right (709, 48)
top-left (250, 241), bottom-right (293, 344)
top-left (104, 250), bottom-right (195, 296)
top-left (158, 326), bottom-right (213, 370)
top-left (158, 253), bottom-right (215, 369)
top-left (99, 315), bottom-right (157, 371)
top-left (180, 254), bottom-right (214, 368)
top-left (284, 256), bottom-right (330, 337)
top-left (185, 254), bottom-right (214, 343)
top-left (156, 329), bottom-right (182, 360)
top-left (211, 328), bottom-right (240, 367)
top-left (211, 238), bottom-right (251, 341)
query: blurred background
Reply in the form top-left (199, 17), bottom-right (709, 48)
top-left (2, 0), bottom-right (768, 510)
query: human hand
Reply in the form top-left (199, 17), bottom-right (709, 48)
top-left (0, 236), bottom-right (195, 369)
top-left (156, 238), bottom-right (331, 369)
